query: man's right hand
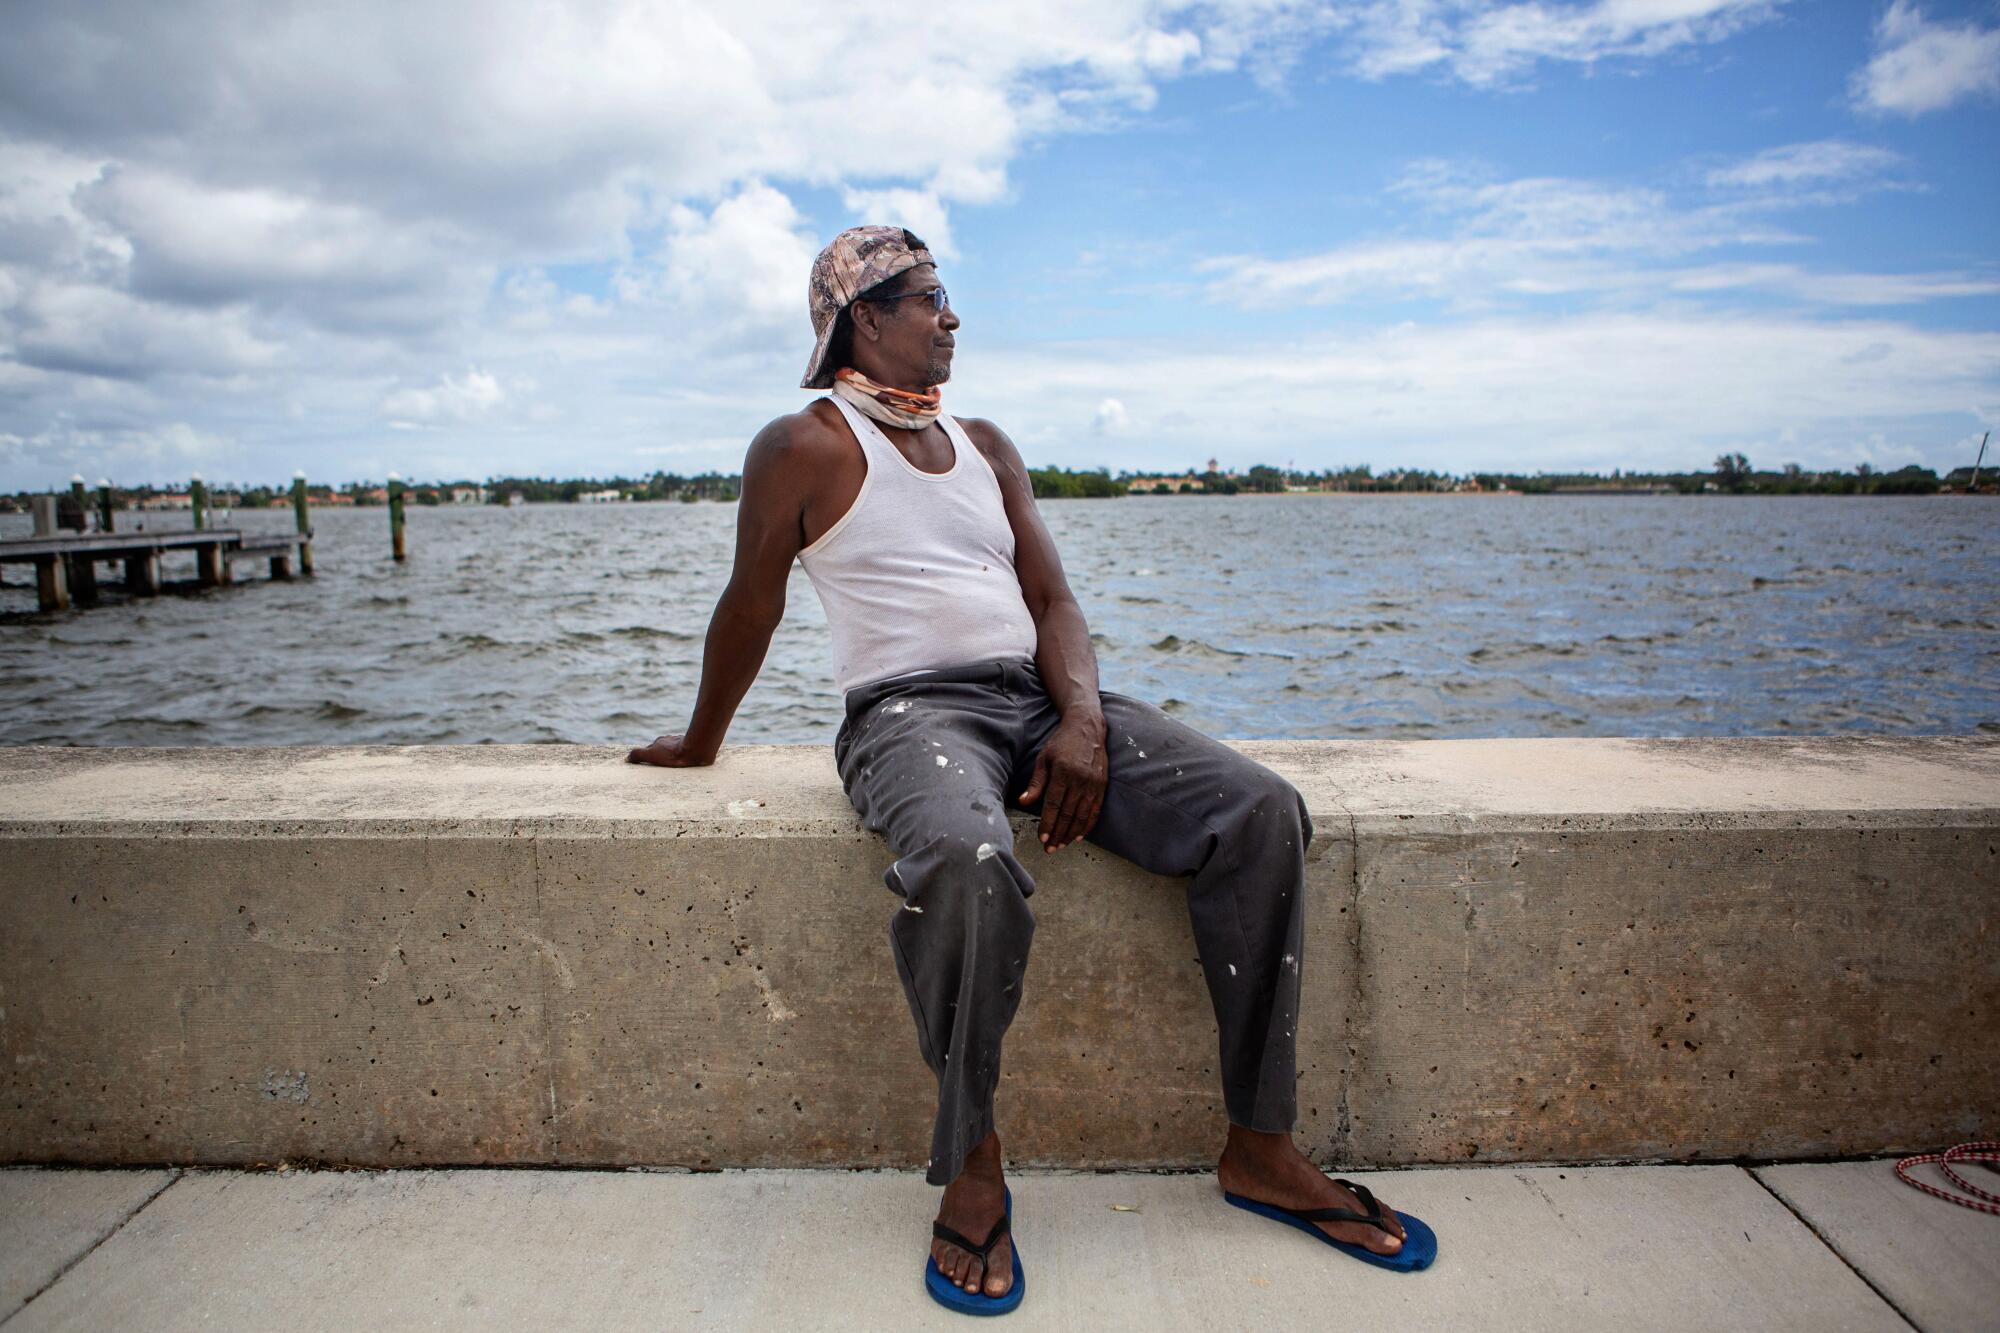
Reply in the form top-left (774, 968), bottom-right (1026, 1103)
top-left (625, 734), bottom-right (714, 767)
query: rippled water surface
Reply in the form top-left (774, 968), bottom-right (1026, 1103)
top-left (2, 495), bottom-right (1995, 745)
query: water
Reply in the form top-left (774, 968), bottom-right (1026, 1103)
top-left (1, 495), bottom-right (1994, 746)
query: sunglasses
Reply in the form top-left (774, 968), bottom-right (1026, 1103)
top-left (864, 285), bottom-right (950, 313)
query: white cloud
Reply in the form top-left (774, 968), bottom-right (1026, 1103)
top-left (1335, 0), bottom-right (1783, 87)
top-left (1199, 152), bottom-right (1975, 312)
top-left (1852, 1), bottom-right (2000, 116)
top-left (1665, 263), bottom-right (2000, 305)
top-left (839, 188), bottom-right (958, 261)
top-left (77, 166), bottom-right (486, 333)
top-left (380, 368), bottom-right (506, 423)
top-left (0, 0), bottom-right (1981, 490)
top-left (1201, 160), bottom-right (1795, 307)
top-left (958, 313), bottom-right (2000, 475)
top-left (1704, 139), bottom-right (1901, 189)
top-left (0, 418), bottom-right (236, 484)
top-left (615, 182), bottom-right (820, 350)
top-left (10, 282), bottom-right (282, 380)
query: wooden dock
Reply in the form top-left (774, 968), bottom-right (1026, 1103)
top-left (0, 527), bottom-right (312, 612)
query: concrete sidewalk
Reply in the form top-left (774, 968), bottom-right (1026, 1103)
top-left (3, 1160), bottom-right (1995, 1331)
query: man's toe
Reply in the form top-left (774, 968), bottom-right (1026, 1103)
top-left (983, 1242), bottom-right (1012, 1295)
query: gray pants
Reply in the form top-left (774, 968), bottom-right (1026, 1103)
top-left (834, 657), bottom-right (1310, 1186)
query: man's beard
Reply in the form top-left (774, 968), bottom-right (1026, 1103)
top-left (924, 358), bottom-right (952, 387)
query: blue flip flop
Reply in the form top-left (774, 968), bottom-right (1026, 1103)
top-left (1224, 1177), bottom-right (1437, 1272)
top-left (925, 1184), bottom-right (1025, 1315)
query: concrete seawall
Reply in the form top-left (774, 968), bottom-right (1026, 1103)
top-left (2, 739), bottom-right (1994, 1171)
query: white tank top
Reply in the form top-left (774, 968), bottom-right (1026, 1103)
top-left (798, 395), bottom-right (1039, 693)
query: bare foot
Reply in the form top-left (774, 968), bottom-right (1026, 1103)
top-left (1217, 1125), bottom-right (1407, 1256)
top-left (931, 1130), bottom-right (1015, 1298)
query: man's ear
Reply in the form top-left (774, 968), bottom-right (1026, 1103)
top-left (849, 300), bottom-right (880, 345)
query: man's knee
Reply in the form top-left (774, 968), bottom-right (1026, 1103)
top-left (1237, 763), bottom-right (1307, 827)
top-left (885, 818), bottom-right (1038, 913)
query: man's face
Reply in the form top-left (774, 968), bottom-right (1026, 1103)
top-left (860, 262), bottom-right (959, 387)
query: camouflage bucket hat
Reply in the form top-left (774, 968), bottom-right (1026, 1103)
top-left (801, 225), bottom-right (935, 389)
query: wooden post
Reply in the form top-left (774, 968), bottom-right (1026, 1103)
top-left (190, 474), bottom-right (208, 531)
top-left (34, 555), bottom-right (68, 612)
top-left (30, 495), bottom-right (67, 612)
top-left (124, 552), bottom-right (160, 595)
top-left (388, 472), bottom-right (407, 562)
top-left (291, 471), bottom-right (315, 575)
top-left (197, 520), bottom-right (223, 587)
top-left (70, 476), bottom-right (89, 530)
top-left (66, 552), bottom-right (99, 604)
top-left (96, 479), bottom-right (115, 534)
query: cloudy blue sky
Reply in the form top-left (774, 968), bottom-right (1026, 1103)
top-left (1, 0), bottom-right (1996, 489)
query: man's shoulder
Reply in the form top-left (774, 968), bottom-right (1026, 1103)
top-left (952, 415), bottom-right (1024, 476)
top-left (748, 399), bottom-right (851, 463)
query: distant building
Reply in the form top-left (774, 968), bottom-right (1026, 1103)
top-left (578, 488), bottom-right (625, 503)
top-left (450, 486), bottom-right (486, 504)
top-left (1126, 474), bottom-right (1206, 493)
top-left (138, 493), bottom-right (192, 510)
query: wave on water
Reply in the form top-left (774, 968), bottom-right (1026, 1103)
top-left (607, 625), bottom-right (697, 642)
top-left (1150, 633), bottom-right (1296, 661)
top-left (1263, 620), bottom-right (1411, 635)
top-left (1468, 640), bottom-right (1584, 663)
top-left (4, 495), bottom-right (1993, 745)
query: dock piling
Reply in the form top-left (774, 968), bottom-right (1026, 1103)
top-left (66, 552), bottom-right (100, 604)
top-left (95, 478), bottom-right (115, 534)
top-left (124, 552), bottom-right (160, 596)
top-left (388, 472), bottom-right (407, 562)
top-left (291, 471), bottom-right (315, 576)
top-left (30, 496), bottom-right (69, 612)
top-left (189, 474), bottom-right (224, 584)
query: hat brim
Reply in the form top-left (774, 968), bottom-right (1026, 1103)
top-left (800, 310), bottom-right (841, 390)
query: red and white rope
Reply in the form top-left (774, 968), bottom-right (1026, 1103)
top-left (1894, 1142), bottom-right (2000, 1215)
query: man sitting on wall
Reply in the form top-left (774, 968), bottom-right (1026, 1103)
top-left (628, 226), bottom-right (1435, 1314)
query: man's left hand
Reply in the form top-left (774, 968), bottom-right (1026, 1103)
top-left (1017, 716), bottom-right (1108, 852)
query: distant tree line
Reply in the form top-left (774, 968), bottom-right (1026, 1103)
top-left (481, 471), bottom-right (739, 503)
top-left (1027, 467), bottom-right (1126, 498)
top-left (4, 453), bottom-right (1987, 515)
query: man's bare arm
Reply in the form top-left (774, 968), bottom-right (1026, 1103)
top-left (627, 420), bottom-right (810, 766)
top-left (964, 417), bottom-right (1108, 852)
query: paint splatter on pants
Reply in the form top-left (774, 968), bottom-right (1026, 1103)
top-left (834, 657), bottom-right (1311, 1187)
